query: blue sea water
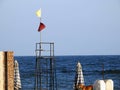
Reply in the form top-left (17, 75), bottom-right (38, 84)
top-left (15, 55), bottom-right (120, 90)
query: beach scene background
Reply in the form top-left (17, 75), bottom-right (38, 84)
top-left (1, 0), bottom-right (120, 90)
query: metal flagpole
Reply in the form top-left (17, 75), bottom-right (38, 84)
top-left (35, 7), bottom-right (43, 90)
top-left (40, 31), bottom-right (42, 43)
top-left (40, 18), bottom-right (42, 43)
top-left (39, 18), bottom-right (42, 90)
top-left (40, 17), bottom-right (42, 52)
top-left (39, 0), bottom-right (42, 44)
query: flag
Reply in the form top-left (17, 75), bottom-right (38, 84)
top-left (38, 22), bottom-right (46, 32)
top-left (36, 8), bottom-right (42, 18)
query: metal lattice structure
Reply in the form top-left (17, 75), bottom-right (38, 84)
top-left (35, 42), bottom-right (57, 90)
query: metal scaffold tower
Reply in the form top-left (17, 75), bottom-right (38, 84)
top-left (35, 42), bottom-right (57, 90)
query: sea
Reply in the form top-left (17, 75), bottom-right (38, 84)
top-left (15, 55), bottom-right (120, 90)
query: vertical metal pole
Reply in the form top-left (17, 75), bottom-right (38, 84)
top-left (35, 44), bottom-right (37, 90)
top-left (40, 18), bottom-right (42, 43)
top-left (52, 43), bottom-right (55, 90)
top-left (40, 31), bottom-right (42, 43)
top-left (102, 63), bottom-right (104, 80)
top-left (39, 43), bottom-right (42, 90)
top-left (50, 43), bottom-right (52, 90)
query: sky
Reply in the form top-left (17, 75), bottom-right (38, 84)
top-left (0, 0), bottom-right (120, 56)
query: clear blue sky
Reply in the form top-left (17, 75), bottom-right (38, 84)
top-left (0, 0), bottom-right (120, 56)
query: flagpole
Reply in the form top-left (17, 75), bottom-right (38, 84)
top-left (40, 31), bottom-right (42, 43)
top-left (40, 18), bottom-right (42, 50)
top-left (36, 8), bottom-right (45, 50)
